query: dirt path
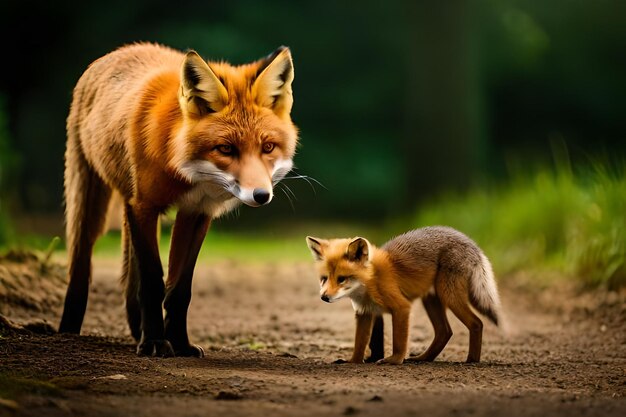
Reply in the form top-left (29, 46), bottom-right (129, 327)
top-left (1, 256), bottom-right (625, 416)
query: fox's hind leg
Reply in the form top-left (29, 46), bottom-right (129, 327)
top-left (163, 211), bottom-right (211, 357)
top-left (59, 133), bottom-right (112, 333)
top-left (121, 212), bottom-right (141, 341)
top-left (406, 293), bottom-right (452, 362)
top-left (443, 279), bottom-right (484, 363)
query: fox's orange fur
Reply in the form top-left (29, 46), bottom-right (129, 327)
top-left (307, 226), bottom-right (503, 364)
top-left (59, 43), bottom-right (298, 357)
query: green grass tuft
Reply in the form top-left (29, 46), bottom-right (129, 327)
top-left (92, 229), bottom-right (314, 263)
top-left (412, 161), bottom-right (626, 289)
top-left (90, 222), bottom-right (374, 264)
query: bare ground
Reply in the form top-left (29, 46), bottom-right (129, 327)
top-left (0, 251), bottom-right (625, 417)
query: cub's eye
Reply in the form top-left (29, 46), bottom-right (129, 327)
top-left (320, 276), bottom-right (328, 285)
top-left (262, 142), bottom-right (275, 154)
top-left (215, 144), bottom-right (235, 156)
top-left (337, 276), bottom-right (348, 284)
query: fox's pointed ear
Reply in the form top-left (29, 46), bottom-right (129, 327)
top-left (179, 51), bottom-right (228, 117)
top-left (252, 46), bottom-right (294, 119)
top-left (306, 236), bottom-right (327, 261)
top-left (346, 237), bottom-right (371, 264)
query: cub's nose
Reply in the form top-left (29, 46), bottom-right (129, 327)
top-left (253, 188), bottom-right (271, 205)
top-left (321, 295), bottom-right (330, 303)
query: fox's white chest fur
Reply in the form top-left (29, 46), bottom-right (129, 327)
top-left (349, 285), bottom-right (383, 315)
top-left (176, 182), bottom-right (241, 218)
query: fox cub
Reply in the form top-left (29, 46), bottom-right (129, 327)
top-left (306, 226), bottom-right (503, 364)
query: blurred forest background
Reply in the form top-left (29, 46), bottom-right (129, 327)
top-left (0, 0), bottom-right (624, 286)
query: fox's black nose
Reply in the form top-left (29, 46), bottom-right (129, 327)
top-left (321, 295), bottom-right (330, 303)
top-left (253, 188), bottom-right (271, 204)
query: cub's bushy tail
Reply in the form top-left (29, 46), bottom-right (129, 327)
top-left (469, 253), bottom-right (503, 328)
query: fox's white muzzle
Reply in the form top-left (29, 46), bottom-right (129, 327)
top-left (232, 186), bottom-right (273, 207)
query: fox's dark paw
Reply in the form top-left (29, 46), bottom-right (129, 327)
top-left (333, 358), bottom-right (348, 364)
top-left (365, 355), bottom-right (383, 363)
top-left (137, 339), bottom-right (175, 357)
top-left (174, 344), bottom-right (205, 358)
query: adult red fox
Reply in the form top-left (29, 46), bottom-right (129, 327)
top-left (59, 43), bottom-right (298, 357)
top-left (306, 226), bottom-right (503, 364)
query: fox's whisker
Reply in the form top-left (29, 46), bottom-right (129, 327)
top-left (278, 185), bottom-right (296, 212)
top-left (281, 173), bottom-right (327, 193)
top-left (280, 182), bottom-right (298, 202)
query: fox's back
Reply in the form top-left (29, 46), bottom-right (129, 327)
top-left (383, 226), bottom-right (483, 279)
top-left (67, 43), bottom-right (184, 196)
top-left (71, 43), bottom-right (182, 119)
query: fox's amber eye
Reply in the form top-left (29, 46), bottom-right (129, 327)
top-left (262, 142), bottom-right (275, 154)
top-left (216, 144), bottom-right (234, 156)
top-left (337, 276), bottom-right (347, 284)
top-left (320, 276), bottom-right (328, 285)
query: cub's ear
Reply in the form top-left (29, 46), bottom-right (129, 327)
top-left (306, 236), bottom-right (327, 261)
top-left (346, 237), bottom-right (371, 264)
top-left (179, 51), bottom-right (228, 117)
top-left (252, 46), bottom-right (294, 119)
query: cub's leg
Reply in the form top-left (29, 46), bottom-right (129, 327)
top-left (347, 313), bottom-right (374, 363)
top-left (378, 301), bottom-right (411, 365)
top-left (365, 315), bottom-right (384, 362)
top-left (407, 293), bottom-right (453, 362)
top-left (443, 279), bottom-right (484, 363)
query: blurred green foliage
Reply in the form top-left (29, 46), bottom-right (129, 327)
top-left (91, 221), bottom-right (380, 263)
top-left (92, 229), bottom-right (313, 263)
top-left (0, 1), bottom-right (624, 289)
top-left (0, 0), bottom-right (624, 219)
top-left (412, 157), bottom-right (626, 289)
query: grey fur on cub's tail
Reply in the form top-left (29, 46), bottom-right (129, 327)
top-left (469, 252), bottom-right (506, 331)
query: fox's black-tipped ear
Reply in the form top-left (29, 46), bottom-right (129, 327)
top-left (179, 51), bottom-right (228, 117)
top-left (253, 46), bottom-right (294, 119)
top-left (346, 237), bottom-right (371, 264)
top-left (306, 236), bottom-right (326, 261)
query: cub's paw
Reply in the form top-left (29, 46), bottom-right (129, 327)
top-left (174, 344), bottom-right (205, 358)
top-left (376, 355), bottom-right (404, 365)
top-left (137, 339), bottom-right (175, 357)
top-left (405, 354), bottom-right (434, 363)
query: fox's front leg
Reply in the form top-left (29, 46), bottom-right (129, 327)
top-left (164, 211), bottom-right (211, 357)
top-left (365, 315), bottom-right (384, 362)
top-left (378, 304), bottom-right (411, 365)
top-left (126, 204), bottom-right (174, 357)
top-left (348, 313), bottom-right (374, 363)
